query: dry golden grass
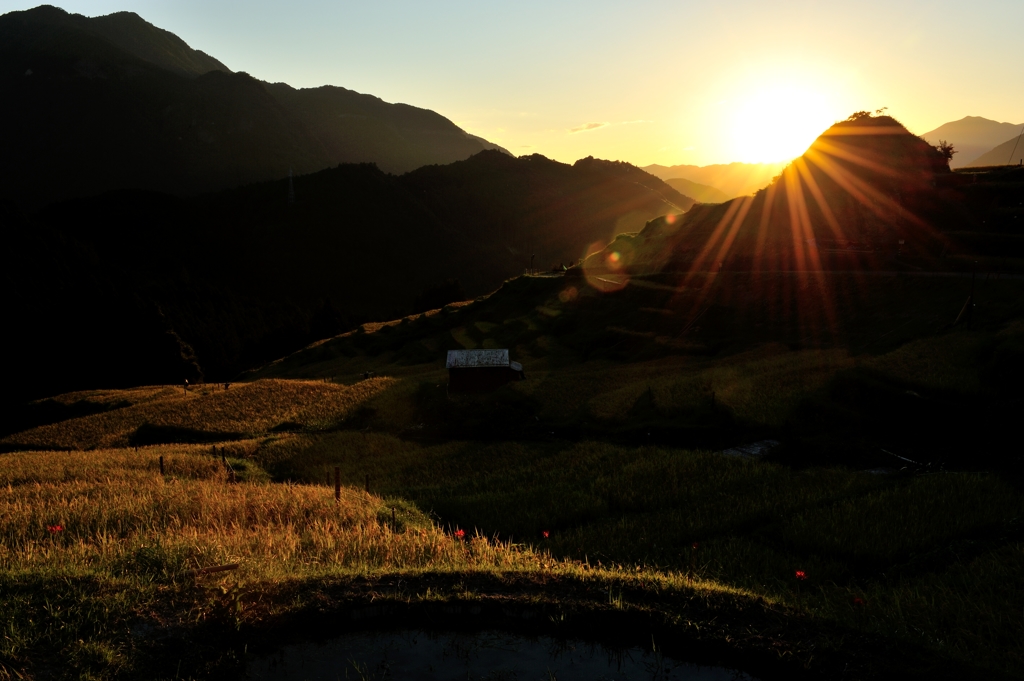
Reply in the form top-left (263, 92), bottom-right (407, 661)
top-left (45, 385), bottom-right (180, 408)
top-left (0, 447), bottom-right (540, 580)
top-left (3, 378), bottom-right (394, 451)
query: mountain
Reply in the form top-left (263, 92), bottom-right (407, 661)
top-left (0, 5), bottom-right (507, 206)
top-left (642, 162), bottom-right (786, 200)
top-left (264, 82), bottom-right (510, 175)
top-left (964, 134), bottom-right (1024, 168)
top-left (920, 116), bottom-right (1023, 168)
top-left (1, 152), bottom-right (691, 402)
top-left (80, 10), bottom-right (231, 77)
top-left (600, 113), bottom-right (975, 277)
top-left (663, 178), bottom-right (729, 204)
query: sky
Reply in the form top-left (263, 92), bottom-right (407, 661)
top-left (4, 0), bottom-right (1024, 167)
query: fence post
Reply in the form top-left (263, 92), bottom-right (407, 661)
top-left (334, 467), bottom-right (341, 503)
top-left (967, 262), bottom-right (977, 330)
top-left (159, 455), bottom-right (164, 476)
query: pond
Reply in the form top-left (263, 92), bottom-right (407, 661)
top-left (247, 628), bottom-right (759, 681)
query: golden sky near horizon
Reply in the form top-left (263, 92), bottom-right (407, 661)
top-left (4, 0), bottom-right (1023, 167)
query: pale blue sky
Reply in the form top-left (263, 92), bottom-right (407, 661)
top-left (4, 1), bottom-right (1023, 165)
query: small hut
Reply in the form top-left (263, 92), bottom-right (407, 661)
top-left (446, 349), bottom-right (525, 393)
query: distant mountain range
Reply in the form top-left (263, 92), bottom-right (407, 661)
top-left (642, 162), bottom-right (786, 200)
top-left (0, 5), bottom-right (509, 206)
top-left (920, 116), bottom-right (1023, 168)
top-left (965, 134), bottom-right (1024, 168)
top-left (662, 178), bottom-right (729, 204)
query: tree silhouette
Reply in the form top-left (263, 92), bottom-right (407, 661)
top-left (935, 139), bottom-right (957, 163)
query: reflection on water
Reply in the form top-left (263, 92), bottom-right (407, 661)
top-left (247, 629), bottom-right (758, 681)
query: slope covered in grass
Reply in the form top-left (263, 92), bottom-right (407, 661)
top-left (3, 420), bottom-right (1020, 678)
top-left (2, 378), bottom-right (392, 451)
top-left (4, 264), bottom-right (1023, 676)
top-left (254, 267), bottom-right (1024, 471)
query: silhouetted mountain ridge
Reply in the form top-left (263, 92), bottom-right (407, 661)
top-left (2, 151), bottom-right (691, 403)
top-left (85, 10), bottom-right (230, 76)
top-left (0, 5), bottom-right (508, 206)
top-left (597, 114), bottom-right (986, 275)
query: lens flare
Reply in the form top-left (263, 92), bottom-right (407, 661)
top-left (582, 242), bottom-right (631, 293)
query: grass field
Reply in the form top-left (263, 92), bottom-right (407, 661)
top-left (1, 378), bottom-right (393, 452)
top-left (0, 444), bottom-right (546, 679)
top-left (3, 271), bottom-right (1023, 679)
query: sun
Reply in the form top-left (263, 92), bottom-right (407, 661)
top-left (727, 83), bottom-right (836, 164)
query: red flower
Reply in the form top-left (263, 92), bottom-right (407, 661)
top-left (853, 597), bottom-right (866, 607)
top-left (795, 570), bottom-right (807, 581)
top-left (454, 529), bottom-right (466, 539)
top-left (542, 530), bottom-right (550, 539)
top-left (47, 525), bottom-right (64, 533)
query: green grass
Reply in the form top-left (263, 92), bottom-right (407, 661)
top-left (254, 433), bottom-right (1024, 677)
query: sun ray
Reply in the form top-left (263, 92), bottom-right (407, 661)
top-left (783, 164), bottom-right (839, 339)
top-left (790, 155), bottom-right (839, 333)
top-left (752, 180), bottom-right (779, 275)
top-left (812, 137), bottom-right (908, 179)
top-left (794, 157), bottom-right (845, 242)
top-left (803, 147), bottom-right (929, 230)
top-left (710, 195), bottom-right (755, 270)
top-left (783, 168), bottom-right (810, 272)
top-left (683, 197), bottom-right (746, 284)
top-left (794, 156), bottom-right (869, 304)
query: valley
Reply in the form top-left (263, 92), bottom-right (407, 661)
top-left (2, 4), bottom-right (1024, 680)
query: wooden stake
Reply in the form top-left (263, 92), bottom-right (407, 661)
top-left (391, 506), bottom-right (396, 528)
top-left (967, 262), bottom-right (977, 330)
top-left (159, 455), bottom-right (164, 476)
top-left (186, 563), bottom-right (239, 577)
top-left (334, 467), bottom-right (341, 503)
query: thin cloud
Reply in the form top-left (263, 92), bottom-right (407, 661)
top-left (569, 119), bottom-right (652, 134)
top-left (569, 122), bottom-right (609, 134)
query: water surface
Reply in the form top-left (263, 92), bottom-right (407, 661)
top-left (247, 629), bottom-right (758, 680)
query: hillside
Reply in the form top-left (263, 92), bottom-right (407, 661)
top-left (920, 116), bottom-right (1023, 168)
top-left (642, 161), bottom-right (786, 199)
top-left (6, 367), bottom-right (1019, 679)
top-left (663, 177), bottom-right (730, 203)
top-left (1, 152), bottom-right (691, 406)
top-left (84, 10), bottom-right (230, 77)
top-left (0, 5), bottom-right (506, 206)
top-left (613, 113), bottom-right (995, 277)
top-left (965, 133), bottom-right (1024, 167)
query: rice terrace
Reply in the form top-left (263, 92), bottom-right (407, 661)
top-left (3, 3), bottom-right (1024, 680)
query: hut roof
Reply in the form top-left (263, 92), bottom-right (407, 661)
top-left (446, 349), bottom-right (509, 369)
